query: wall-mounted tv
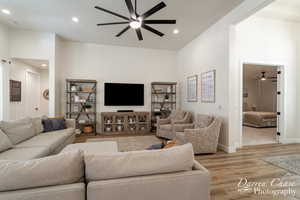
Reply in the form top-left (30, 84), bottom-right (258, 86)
top-left (105, 83), bottom-right (144, 106)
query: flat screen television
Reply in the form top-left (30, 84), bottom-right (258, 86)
top-left (105, 83), bottom-right (144, 106)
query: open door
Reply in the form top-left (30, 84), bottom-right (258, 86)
top-left (26, 71), bottom-right (41, 117)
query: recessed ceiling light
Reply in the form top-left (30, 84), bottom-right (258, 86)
top-left (72, 17), bottom-right (79, 23)
top-left (1, 9), bottom-right (11, 15)
top-left (173, 29), bottom-right (179, 34)
top-left (41, 64), bottom-right (47, 67)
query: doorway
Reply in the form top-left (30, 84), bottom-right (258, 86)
top-left (241, 64), bottom-right (282, 146)
top-left (9, 58), bottom-right (49, 120)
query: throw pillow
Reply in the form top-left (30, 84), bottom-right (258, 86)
top-left (0, 129), bottom-right (13, 153)
top-left (146, 143), bottom-right (163, 150)
top-left (163, 140), bottom-right (180, 149)
top-left (0, 150), bottom-right (84, 192)
top-left (42, 118), bottom-right (66, 133)
top-left (0, 117), bottom-right (36, 145)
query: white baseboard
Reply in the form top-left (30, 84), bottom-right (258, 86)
top-left (218, 143), bottom-right (236, 153)
top-left (280, 138), bottom-right (300, 144)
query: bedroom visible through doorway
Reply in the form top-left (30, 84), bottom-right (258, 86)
top-left (242, 64), bottom-right (279, 146)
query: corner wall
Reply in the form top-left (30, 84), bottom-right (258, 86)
top-left (0, 23), bottom-right (9, 120)
top-left (176, 0), bottom-right (274, 152)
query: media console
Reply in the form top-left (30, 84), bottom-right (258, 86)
top-left (101, 112), bottom-right (150, 135)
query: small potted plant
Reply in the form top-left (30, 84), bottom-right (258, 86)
top-left (83, 104), bottom-right (93, 113)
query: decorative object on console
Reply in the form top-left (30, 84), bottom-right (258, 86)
top-left (187, 75), bottom-right (198, 102)
top-left (9, 80), bottom-right (21, 102)
top-left (151, 82), bottom-right (177, 132)
top-left (201, 70), bottom-right (216, 103)
top-left (95, 0), bottom-right (176, 41)
top-left (66, 79), bottom-right (97, 136)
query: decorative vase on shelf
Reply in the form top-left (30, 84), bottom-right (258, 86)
top-left (71, 85), bottom-right (77, 92)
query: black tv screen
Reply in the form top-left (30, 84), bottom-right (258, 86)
top-left (105, 83), bottom-right (144, 106)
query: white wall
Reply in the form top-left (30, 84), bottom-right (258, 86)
top-left (8, 28), bottom-right (56, 117)
top-left (236, 16), bottom-right (300, 141)
top-left (40, 69), bottom-right (49, 116)
top-left (176, 0), bottom-right (272, 152)
top-left (0, 23), bottom-right (9, 120)
top-left (9, 60), bottom-right (49, 120)
top-left (176, 23), bottom-right (230, 150)
top-left (59, 41), bottom-right (177, 131)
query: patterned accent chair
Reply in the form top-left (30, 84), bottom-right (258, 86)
top-left (175, 114), bottom-right (222, 154)
top-left (156, 110), bottom-right (193, 140)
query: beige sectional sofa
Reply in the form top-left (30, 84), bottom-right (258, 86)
top-left (0, 117), bottom-right (76, 160)
top-left (0, 143), bottom-right (211, 200)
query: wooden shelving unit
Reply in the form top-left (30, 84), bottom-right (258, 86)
top-left (101, 112), bottom-right (150, 135)
top-left (66, 79), bottom-right (97, 136)
top-left (151, 82), bottom-right (177, 132)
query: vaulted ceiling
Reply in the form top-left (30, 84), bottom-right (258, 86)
top-left (256, 0), bottom-right (300, 23)
top-left (0, 0), bottom-right (244, 50)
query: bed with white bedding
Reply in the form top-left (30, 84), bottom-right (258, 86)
top-left (243, 111), bottom-right (277, 128)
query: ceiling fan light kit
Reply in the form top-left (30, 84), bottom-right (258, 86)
top-left (95, 0), bottom-right (176, 41)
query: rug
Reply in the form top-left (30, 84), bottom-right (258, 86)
top-left (86, 135), bottom-right (162, 152)
top-left (263, 154), bottom-right (300, 175)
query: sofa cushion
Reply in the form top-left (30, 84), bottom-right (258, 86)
top-left (0, 150), bottom-right (84, 192)
top-left (85, 143), bottom-right (194, 181)
top-left (31, 117), bottom-right (43, 135)
top-left (0, 183), bottom-right (86, 200)
top-left (160, 124), bottom-right (172, 131)
top-left (15, 129), bottom-right (72, 152)
top-left (0, 129), bottom-right (13, 153)
top-left (61, 142), bottom-right (118, 154)
top-left (195, 115), bottom-right (213, 128)
top-left (0, 117), bottom-right (35, 145)
top-left (0, 147), bottom-right (50, 160)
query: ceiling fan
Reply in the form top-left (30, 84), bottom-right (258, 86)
top-left (259, 71), bottom-right (277, 81)
top-left (95, 0), bottom-right (176, 41)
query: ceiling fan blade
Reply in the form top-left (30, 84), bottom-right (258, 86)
top-left (143, 20), bottom-right (176, 24)
top-left (116, 25), bottom-right (131, 37)
top-left (140, 2), bottom-right (166, 19)
top-left (97, 22), bottom-right (129, 26)
top-left (125, 0), bottom-right (136, 19)
top-left (135, 0), bottom-right (137, 16)
top-left (95, 6), bottom-right (129, 21)
top-left (136, 28), bottom-right (143, 40)
top-left (142, 24), bottom-right (164, 37)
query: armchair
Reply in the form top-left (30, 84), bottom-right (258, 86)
top-left (156, 110), bottom-right (193, 140)
top-left (175, 114), bottom-right (222, 154)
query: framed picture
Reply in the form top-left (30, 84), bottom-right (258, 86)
top-left (10, 80), bottom-right (22, 102)
top-left (187, 75), bottom-right (198, 102)
top-left (201, 70), bottom-right (216, 103)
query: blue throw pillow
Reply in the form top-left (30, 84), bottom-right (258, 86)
top-left (146, 143), bottom-right (163, 150)
top-left (42, 118), bottom-right (66, 133)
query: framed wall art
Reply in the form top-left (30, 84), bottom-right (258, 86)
top-left (201, 70), bottom-right (216, 103)
top-left (10, 80), bottom-right (22, 102)
top-left (187, 75), bottom-right (198, 102)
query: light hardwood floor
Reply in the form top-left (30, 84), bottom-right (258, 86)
top-left (75, 135), bottom-right (300, 200)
